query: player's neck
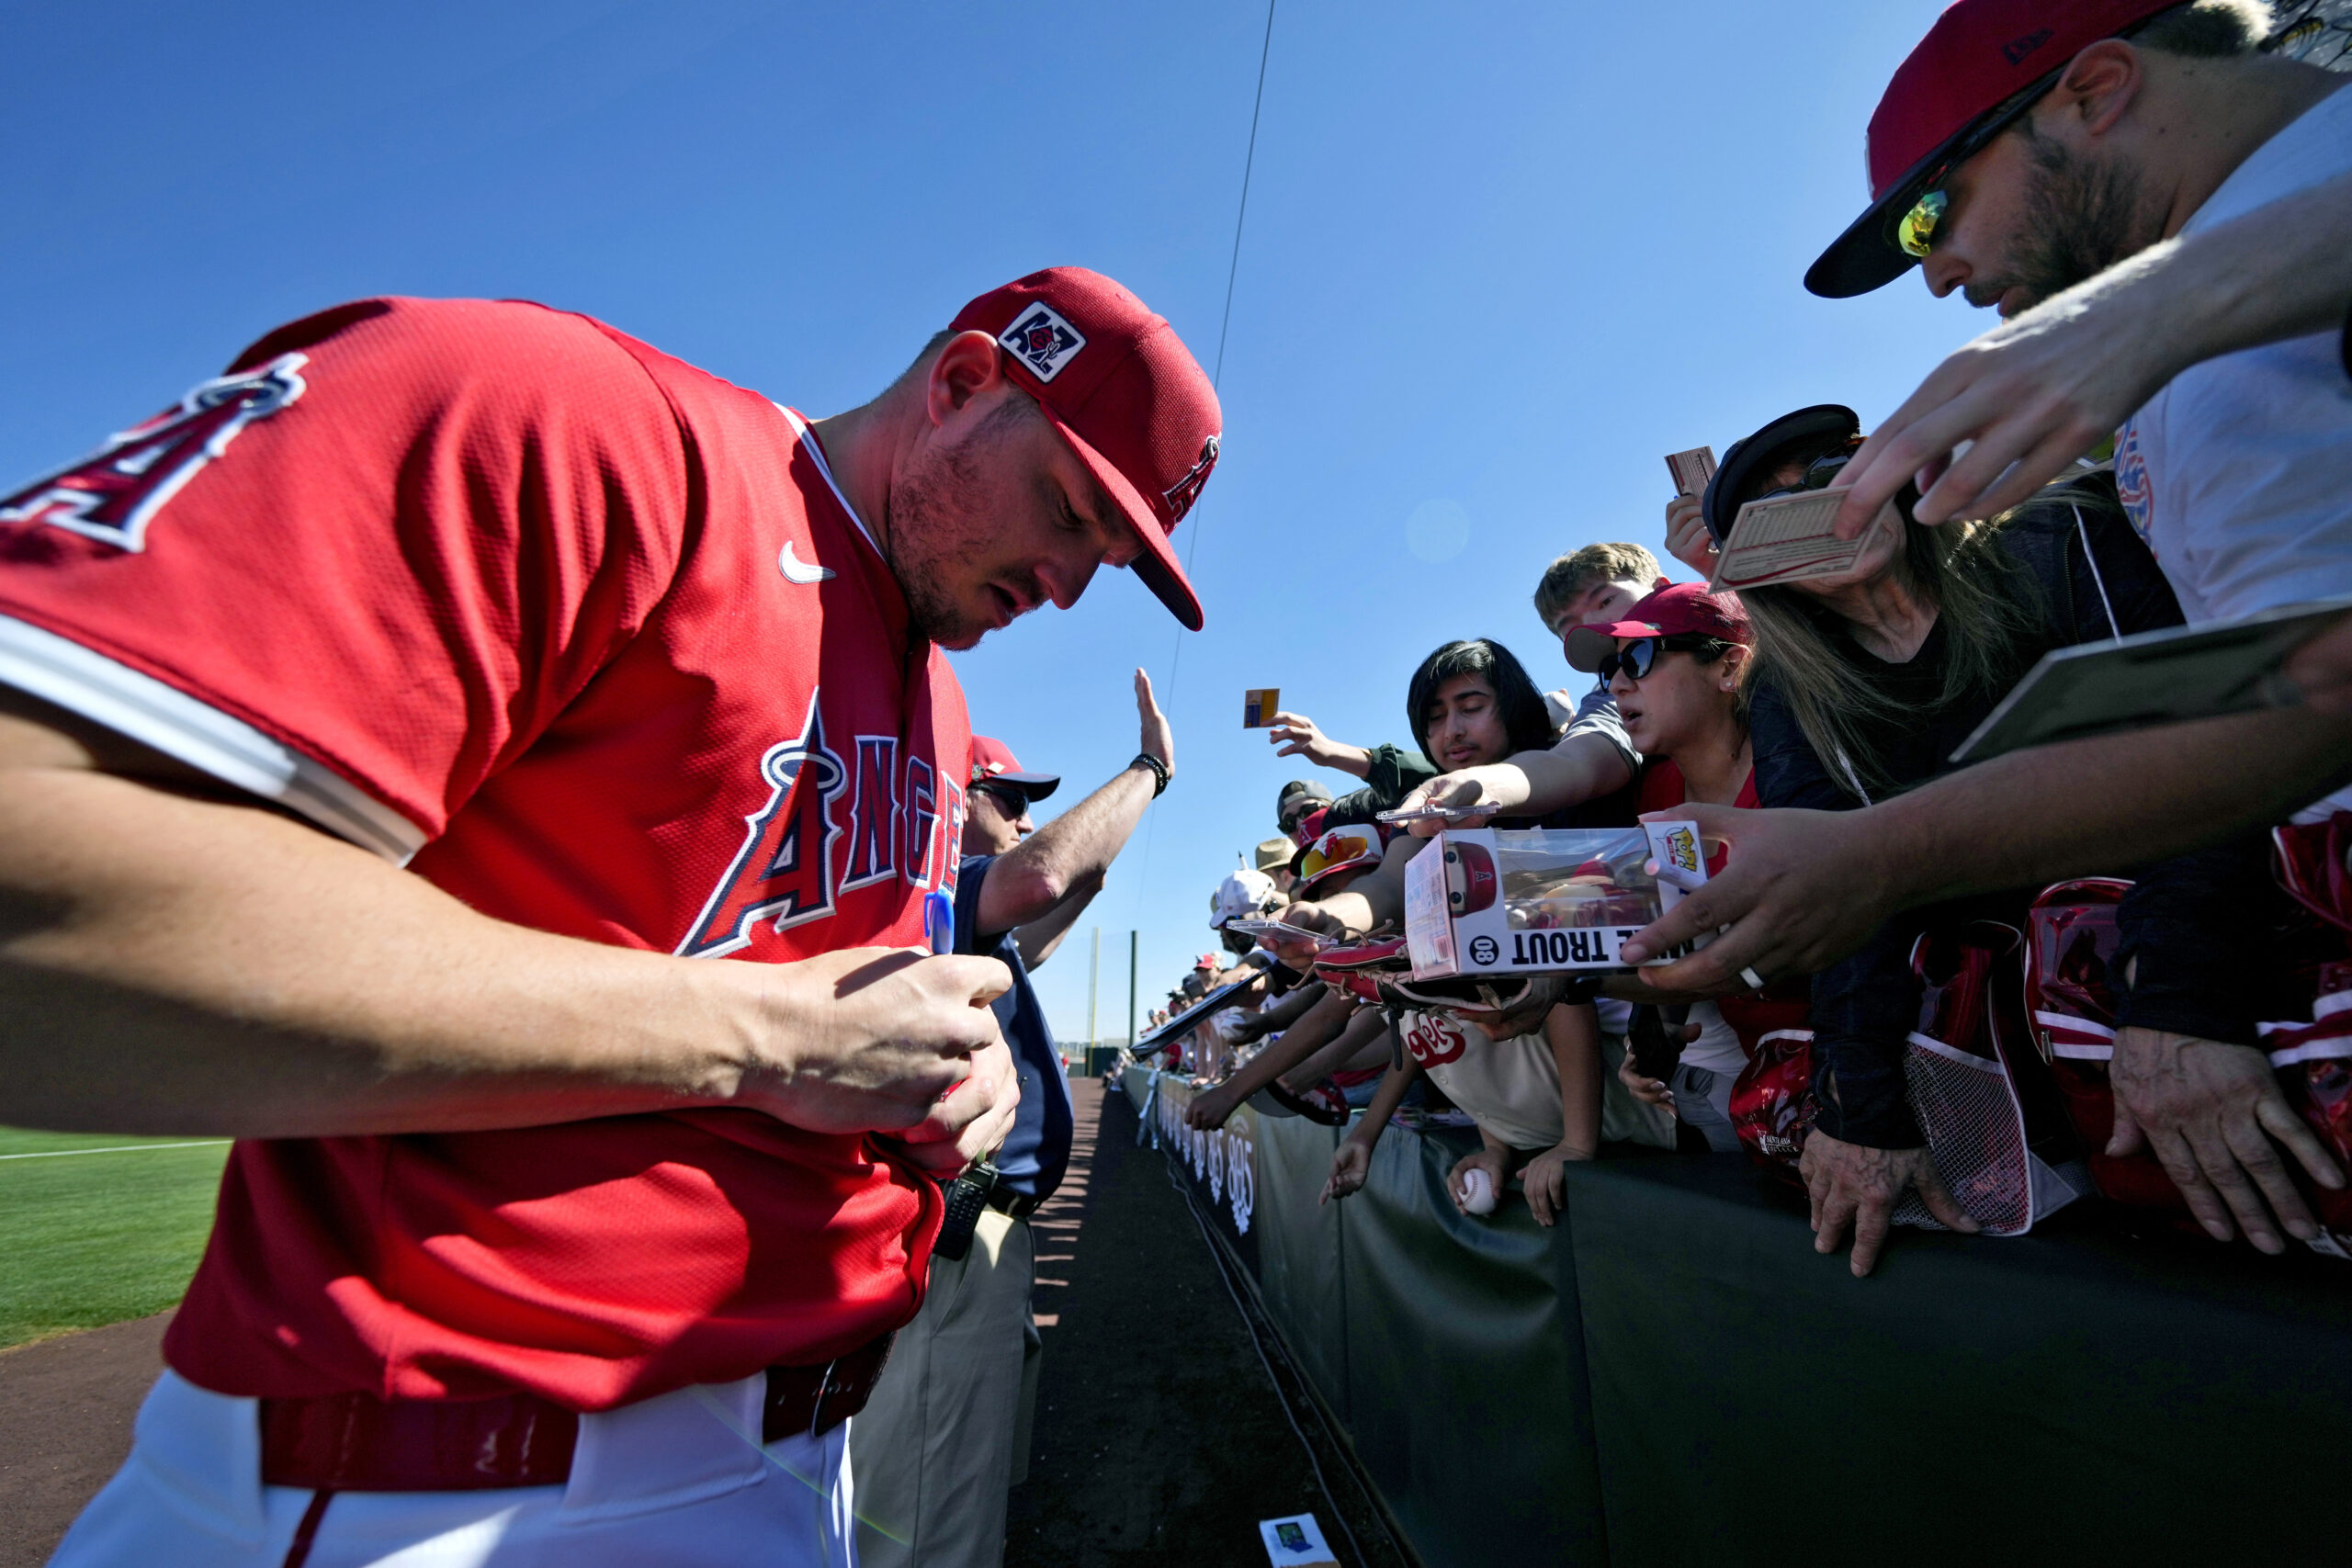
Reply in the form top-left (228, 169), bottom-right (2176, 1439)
top-left (805, 399), bottom-right (907, 563)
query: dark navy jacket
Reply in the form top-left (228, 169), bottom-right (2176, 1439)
top-left (955, 853), bottom-right (1074, 1201)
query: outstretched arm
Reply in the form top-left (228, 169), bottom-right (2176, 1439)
top-left (1394, 732), bottom-right (1634, 837)
top-left (977, 667), bottom-right (1171, 942)
top-left (1184, 985), bottom-right (1351, 1130)
top-left (1323, 1057), bottom-right (1420, 1205)
top-left (1266, 711), bottom-right (1373, 779)
top-left (1625, 705), bottom-right (2352, 991)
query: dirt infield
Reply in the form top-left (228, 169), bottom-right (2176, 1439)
top-left (0, 1311), bottom-right (167, 1567)
top-left (0, 1075), bottom-right (1401, 1566)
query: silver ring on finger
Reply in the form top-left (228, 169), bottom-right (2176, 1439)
top-left (1738, 964), bottom-right (1767, 991)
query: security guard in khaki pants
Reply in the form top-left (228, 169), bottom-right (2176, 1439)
top-left (853, 685), bottom-right (1173, 1565)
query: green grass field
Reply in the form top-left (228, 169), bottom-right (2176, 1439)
top-left (0, 1127), bottom-right (231, 1350)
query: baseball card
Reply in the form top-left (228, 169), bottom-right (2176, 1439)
top-left (1243, 688), bottom-right (1280, 728)
top-left (1664, 446), bottom-right (1717, 498)
top-left (1708, 489), bottom-right (1891, 592)
top-left (1259, 1514), bottom-right (1340, 1566)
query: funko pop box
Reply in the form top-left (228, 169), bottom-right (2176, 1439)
top-left (1403, 822), bottom-right (1709, 978)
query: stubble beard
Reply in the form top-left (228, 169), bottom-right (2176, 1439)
top-left (886, 398), bottom-right (1038, 650)
top-left (1985, 125), bottom-right (2161, 311)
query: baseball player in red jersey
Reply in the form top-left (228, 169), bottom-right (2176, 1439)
top-left (0, 267), bottom-right (1220, 1565)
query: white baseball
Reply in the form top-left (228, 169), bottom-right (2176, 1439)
top-left (1456, 1166), bottom-right (1496, 1215)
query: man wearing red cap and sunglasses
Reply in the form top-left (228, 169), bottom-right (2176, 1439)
top-left (1633, 3), bottom-right (2352, 1265)
top-left (3, 268), bottom-right (1219, 1565)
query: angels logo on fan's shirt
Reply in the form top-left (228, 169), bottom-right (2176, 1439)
top-left (0, 298), bottom-right (971, 1411)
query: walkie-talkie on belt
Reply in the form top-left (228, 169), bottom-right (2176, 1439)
top-left (932, 1159), bottom-right (1000, 1263)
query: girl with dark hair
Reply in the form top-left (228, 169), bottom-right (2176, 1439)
top-left (1305, 636), bottom-right (1631, 1225)
top-left (1404, 638), bottom-right (1558, 770)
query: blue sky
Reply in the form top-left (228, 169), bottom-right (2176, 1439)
top-left (0, 1), bottom-right (1992, 1042)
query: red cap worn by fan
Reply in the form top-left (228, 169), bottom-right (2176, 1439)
top-left (951, 268), bottom-right (1223, 629)
top-left (1564, 581), bottom-right (1751, 673)
top-left (968, 734), bottom-right (1060, 800)
top-left (1806, 0), bottom-right (2182, 299)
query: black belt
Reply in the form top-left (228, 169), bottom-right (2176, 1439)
top-left (984, 1182), bottom-right (1041, 1220)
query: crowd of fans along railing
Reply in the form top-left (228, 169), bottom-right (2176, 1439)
top-left (1121, 0), bottom-right (2352, 1274)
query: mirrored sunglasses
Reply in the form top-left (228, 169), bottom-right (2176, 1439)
top-left (1897, 187), bottom-right (1949, 259)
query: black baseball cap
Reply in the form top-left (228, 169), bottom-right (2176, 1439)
top-left (1700, 405), bottom-right (1863, 546)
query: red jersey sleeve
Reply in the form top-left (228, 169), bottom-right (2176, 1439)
top-left (0, 297), bottom-right (690, 859)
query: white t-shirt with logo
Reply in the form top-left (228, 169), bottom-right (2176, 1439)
top-left (1397, 1009), bottom-right (1564, 1152)
top-left (2114, 81), bottom-right (2352, 806)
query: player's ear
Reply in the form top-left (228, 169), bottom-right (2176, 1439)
top-left (926, 330), bottom-right (1009, 425)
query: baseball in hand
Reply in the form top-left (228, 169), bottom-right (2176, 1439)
top-left (1456, 1166), bottom-right (1496, 1216)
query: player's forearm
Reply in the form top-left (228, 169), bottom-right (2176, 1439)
top-left (0, 768), bottom-right (754, 1138)
top-left (978, 765), bottom-right (1152, 933)
top-left (1872, 707), bottom-right (2352, 912)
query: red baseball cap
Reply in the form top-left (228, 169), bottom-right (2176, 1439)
top-left (951, 268), bottom-right (1223, 630)
top-left (1565, 581), bottom-right (1750, 672)
top-left (968, 735), bottom-right (1060, 800)
top-left (1805, 0), bottom-right (2179, 299)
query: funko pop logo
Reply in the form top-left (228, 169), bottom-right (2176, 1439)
top-left (1661, 825), bottom-right (1701, 878)
top-left (998, 304), bottom-right (1087, 382)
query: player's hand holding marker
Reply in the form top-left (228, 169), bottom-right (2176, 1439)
top-left (731, 945), bottom-right (1018, 1175)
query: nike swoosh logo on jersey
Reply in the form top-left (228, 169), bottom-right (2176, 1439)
top-left (779, 541), bottom-right (835, 584)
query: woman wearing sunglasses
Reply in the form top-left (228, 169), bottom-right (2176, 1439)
top-left (1676, 403), bottom-right (2286, 1271)
top-left (1559, 583), bottom-right (1769, 1152)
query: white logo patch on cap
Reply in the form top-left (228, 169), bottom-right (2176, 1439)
top-left (1000, 304), bottom-right (1086, 382)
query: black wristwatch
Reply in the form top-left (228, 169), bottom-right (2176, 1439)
top-left (1130, 752), bottom-right (1170, 797)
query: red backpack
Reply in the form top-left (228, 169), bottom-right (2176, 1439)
top-left (2023, 878), bottom-right (2190, 1216)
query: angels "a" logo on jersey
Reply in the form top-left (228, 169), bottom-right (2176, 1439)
top-left (0, 353), bottom-right (310, 552)
top-left (676, 705), bottom-right (849, 958)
